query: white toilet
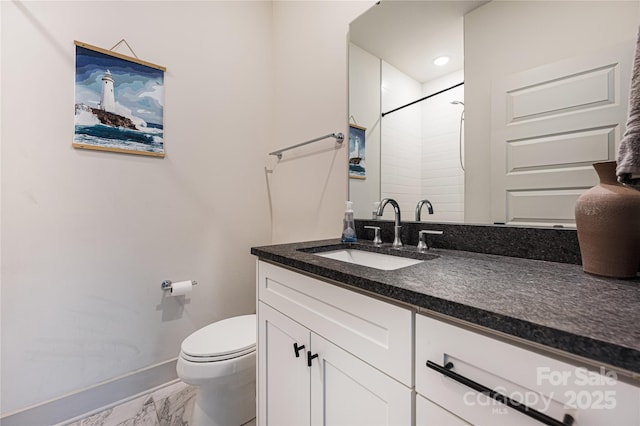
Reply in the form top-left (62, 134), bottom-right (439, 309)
top-left (177, 314), bottom-right (256, 426)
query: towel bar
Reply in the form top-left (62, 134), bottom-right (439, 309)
top-left (269, 132), bottom-right (344, 160)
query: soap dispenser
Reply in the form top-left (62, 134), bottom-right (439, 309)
top-left (341, 201), bottom-right (357, 242)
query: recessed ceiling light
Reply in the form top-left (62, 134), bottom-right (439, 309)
top-left (433, 56), bottom-right (450, 66)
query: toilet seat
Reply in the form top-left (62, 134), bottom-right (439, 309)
top-left (180, 346), bottom-right (255, 363)
top-left (180, 314), bottom-right (256, 363)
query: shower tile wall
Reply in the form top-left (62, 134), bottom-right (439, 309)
top-left (379, 61), bottom-right (465, 223)
top-left (421, 70), bottom-right (465, 223)
top-left (381, 61), bottom-right (423, 221)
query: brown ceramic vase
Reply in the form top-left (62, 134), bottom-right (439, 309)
top-left (575, 161), bottom-right (640, 278)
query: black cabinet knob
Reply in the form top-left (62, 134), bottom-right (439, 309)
top-left (293, 342), bottom-right (305, 358)
top-left (307, 351), bottom-right (319, 367)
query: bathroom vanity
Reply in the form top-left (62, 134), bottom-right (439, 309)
top-left (252, 239), bottom-right (639, 426)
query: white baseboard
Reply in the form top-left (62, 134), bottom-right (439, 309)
top-left (1, 358), bottom-right (178, 426)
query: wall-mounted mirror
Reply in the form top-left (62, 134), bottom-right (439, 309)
top-left (348, 0), bottom-right (639, 226)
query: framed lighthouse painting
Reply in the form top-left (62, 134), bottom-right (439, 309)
top-left (73, 40), bottom-right (166, 157)
top-left (349, 124), bottom-right (366, 179)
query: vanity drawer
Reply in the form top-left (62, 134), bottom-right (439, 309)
top-left (415, 314), bottom-right (640, 426)
top-left (257, 260), bottom-right (412, 385)
top-left (417, 394), bottom-right (471, 426)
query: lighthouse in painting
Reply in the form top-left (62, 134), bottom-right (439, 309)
top-left (99, 70), bottom-right (115, 113)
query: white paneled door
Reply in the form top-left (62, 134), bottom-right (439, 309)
top-left (491, 41), bottom-right (634, 226)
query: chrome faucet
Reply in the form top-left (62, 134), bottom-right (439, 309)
top-left (376, 198), bottom-right (403, 247)
top-left (415, 199), bottom-right (434, 221)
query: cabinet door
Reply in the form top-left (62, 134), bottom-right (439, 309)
top-left (258, 302), bottom-right (310, 426)
top-left (310, 333), bottom-right (412, 426)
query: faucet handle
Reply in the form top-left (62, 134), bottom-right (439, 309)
top-left (364, 226), bottom-right (382, 246)
top-left (418, 230), bottom-right (443, 252)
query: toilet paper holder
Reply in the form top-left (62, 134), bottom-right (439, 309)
top-left (161, 279), bottom-right (198, 291)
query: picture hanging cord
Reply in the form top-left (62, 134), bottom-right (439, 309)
top-left (110, 39), bottom-right (139, 59)
top-left (349, 115), bottom-right (358, 125)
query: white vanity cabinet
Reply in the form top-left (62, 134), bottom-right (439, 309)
top-left (256, 257), bottom-right (639, 426)
top-left (415, 314), bottom-right (640, 426)
top-left (257, 261), bottom-right (413, 426)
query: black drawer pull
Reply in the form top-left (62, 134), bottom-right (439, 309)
top-left (426, 361), bottom-right (574, 426)
top-left (307, 351), bottom-right (319, 367)
top-left (293, 343), bottom-right (305, 358)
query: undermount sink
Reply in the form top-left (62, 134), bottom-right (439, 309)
top-left (315, 249), bottom-right (424, 271)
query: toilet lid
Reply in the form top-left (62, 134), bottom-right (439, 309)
top-left (181, 314), bottom-right (256, 358)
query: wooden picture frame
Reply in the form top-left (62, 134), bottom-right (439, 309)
top-left (73, 41), bottom-right (166, 157)
top-left (349, 124), bottom-right (366, 179)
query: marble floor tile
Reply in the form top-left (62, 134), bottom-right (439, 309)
top-left (154, 383), bottom-right (196, 426)
top-left (117, 397), bottom-right (160, 426)
top-left (66, 409), bottom-right (113, 426)
top-left (67, 394), bottom-right (160, 426)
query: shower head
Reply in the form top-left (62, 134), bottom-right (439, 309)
top-left (450, 100), bottom-right (464, 106)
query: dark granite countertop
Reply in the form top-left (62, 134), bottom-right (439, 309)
top-left (251, 239), bottom-right (640, 377)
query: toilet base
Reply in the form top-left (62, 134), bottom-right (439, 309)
top-left (191, 379), bottom-right (256, 426)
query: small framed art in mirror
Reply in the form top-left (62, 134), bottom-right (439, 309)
top-left (349, 124), bottom-right (366, 179)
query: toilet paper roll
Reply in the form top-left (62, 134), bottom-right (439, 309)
top-left (170, 280), bottom-right (193, 296)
